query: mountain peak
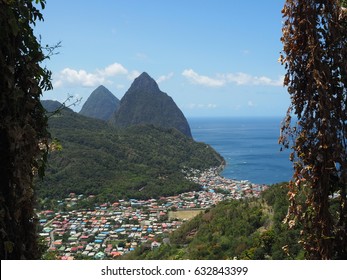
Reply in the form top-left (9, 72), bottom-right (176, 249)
top-left (138, 72), bottom-right (151, 79)
top-left (79, 85), bottom-right (120, 121)
top-left (41, 100), bottom-right (74, 114)
top-left (111, 72), bottom-right (192, 137)
top-left (130, 72), bottom-right (160, 93)
top-left (88, 85), bottom-right (116, 99)
top-left (94, 85), bottom-right (108, 92)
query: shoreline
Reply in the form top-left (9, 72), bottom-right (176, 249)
top-left (184, 165), bottom-right (270, 200)
top-left (189, 117), bottom-right (293, 185)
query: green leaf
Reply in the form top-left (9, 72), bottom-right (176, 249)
top-left (8, 17), bottom-right (19, 36)
top-left (4, 241), bottom-right (14, 254)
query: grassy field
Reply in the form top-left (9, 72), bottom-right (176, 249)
top-left (168, 209), bottom-right (204, 221)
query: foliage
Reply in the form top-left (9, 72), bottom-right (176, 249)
top-left (36, 108), bottom-right (224, 202)
top-left (0, 0), bottom-right (52, 259)
top-left (279, 0), bottom-right (347, 259)
top-left (126, 184), bottom-right (303, 260)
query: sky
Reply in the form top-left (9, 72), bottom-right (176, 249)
top-left (35, 0), bottom-right (290, 118)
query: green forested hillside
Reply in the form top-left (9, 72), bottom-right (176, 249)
top-left (36, 109), bottom-right (224, 201)
top-left (125, 183), bottom-right (303, 260)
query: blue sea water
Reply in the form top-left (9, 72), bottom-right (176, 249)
top-left (189, 117), bottom-right (293, 185)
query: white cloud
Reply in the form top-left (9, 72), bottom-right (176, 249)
top-left (224, 73), bottom-right (284, 86)
top-left (99, 63), bottom-right (128, 77)
top-left (207, 103), bottom-right (218, 109)
top-left (54, 62), bottom-right (128, 88)
top-left (55, 68), bottom-right (105, 87)
top-left (156, 72), bottom-right (174, 83)
top-left (187, 103), bottom-right (218, 109)
top-left (182, 69), bottom-right (284, 87)
top-left (182, 69), bottom-right (225, 87)
top-left (223, 72), bottom-right (252, 85)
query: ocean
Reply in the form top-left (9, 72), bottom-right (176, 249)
top-left (189, 117), bottom-right (293, 185)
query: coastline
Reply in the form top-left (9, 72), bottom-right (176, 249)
top-left (184, 165), bottom-right (269, 200)
top-left (189, 116), bottom-right (293, 185)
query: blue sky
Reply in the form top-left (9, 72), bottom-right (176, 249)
top-left (36, 0), bottom-right (289, 117)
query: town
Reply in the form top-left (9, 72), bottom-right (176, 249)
top-left (38, 167), bottom-right (269, 260)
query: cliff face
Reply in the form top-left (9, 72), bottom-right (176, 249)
top-left (111, 72), bottom-right (192, 137)
top-left (79, 85), bottom-right (120, 121)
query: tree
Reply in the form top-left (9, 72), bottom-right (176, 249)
top-left (279, 0), bottom-right (347, 259)
top-left (0, 0), bottom-right (52, 259)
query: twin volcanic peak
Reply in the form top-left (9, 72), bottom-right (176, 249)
top-left (111, 72), bottom-right (192, 137)
top-left (80, 72), bottom-right (192, 137)
top-left (79, 85), bottom-right (120, 121)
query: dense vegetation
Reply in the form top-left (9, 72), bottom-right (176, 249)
top-left (124, 183), bottom-right (304, 260)
top-left (36, 107), bottom-right (224, 202)
top-left (0, 0), bottom-right (52, 259)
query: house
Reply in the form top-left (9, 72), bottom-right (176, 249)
top-left (94, 251), bottom-right (105, 260)
top-left (88, 252), bottom-right (95, 257)
top-left (151, 241), bottom-right (161, 250)
top-left (70, 247), bottom-right (78, 253)
top-left (110, 251), bottom-right (122, 258)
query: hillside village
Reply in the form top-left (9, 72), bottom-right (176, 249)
top-left (38, 167), bottom-right (269, 260)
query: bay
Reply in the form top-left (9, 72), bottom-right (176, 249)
top-left (189, 117), bottom-right (293, 185)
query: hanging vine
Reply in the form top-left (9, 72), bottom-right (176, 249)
top-left (0, 0), bottom-right (52, 259)
top-left (279, 0), bottom-right (347, 259)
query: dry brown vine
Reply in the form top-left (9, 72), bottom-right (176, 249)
top-left (279, 0), bottom-right (347, 259)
